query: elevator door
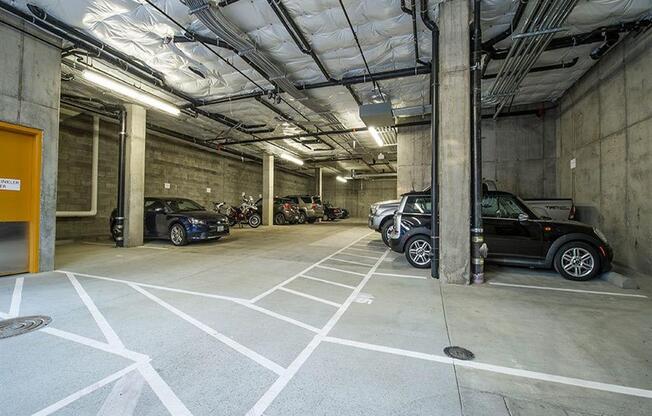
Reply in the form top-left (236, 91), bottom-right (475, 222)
top-left (0, 122), bottom-right (41, 275)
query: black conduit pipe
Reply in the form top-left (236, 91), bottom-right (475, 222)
top-left (420, 0), bottom-right (439, 279)
top-left (471, 0), bottom-right (485, 284)
top-left (115, 110), bottom-right (127, 248)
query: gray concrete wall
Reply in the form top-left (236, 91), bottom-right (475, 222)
top-left (556, 29), bottom-right (652, 275)
top-left (322, 176), bottom-right (397, 218)
top-left (483, 111), bottom-right (557, 198)
top-left (56, 115), bottom-right (313, 239)
top-left (0, 12), bottom-right (61, 271)
top-left (397, 125), bottom-right (431, 195)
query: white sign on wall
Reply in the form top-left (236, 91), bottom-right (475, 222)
top-left (164, 182), bottom-right (171, 189)
top-left (206, 187), bottom-right (212, 193)
top-left (0, 178), bottom-right (21, 191)
top-left (570, 158), bottom-right (576, 169)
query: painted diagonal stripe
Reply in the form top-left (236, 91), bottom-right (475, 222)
top-left (300, 275), bottom-right (356, 289)
top-left (278, 287), bottom-right (342, 307)
top-left (373, 272), bottom-right (428, 280)
top-left (97, 369), bottom-right (145, 416)
top-left (314, 265), bottom-right (366, 277)
top-left (9, 277), bottom-right (23, 317)
top-left (328, 257), bottom-right (374, 267)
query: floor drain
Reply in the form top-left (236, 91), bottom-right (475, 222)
top-left (444, 346), bottom-right (475, 360)
top-left (0, 315), bottom-right (52, 339)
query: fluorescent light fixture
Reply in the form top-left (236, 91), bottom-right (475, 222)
top-left (336, 176), bottom-right (348, 183)
top-left (82, 70), bottom-right (180, 116)
top-left (280, 153), bottom-right (304, 166)
top-left (368, 126), bottom-right (384, 147)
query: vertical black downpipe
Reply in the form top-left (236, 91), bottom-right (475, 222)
top-left (421, 0), bottom-right (439, 278)
top-left (115, 110), bottom-right (127, 248)
top-left (471, 0), bottom-right (485, 283)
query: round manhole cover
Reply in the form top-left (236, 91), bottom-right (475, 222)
top-left (0, 316), bottom-right (52, 339)
top-left (444, 346), bottom-right (475, 360)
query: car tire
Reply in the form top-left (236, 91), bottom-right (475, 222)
top-left (248, 214), bottom-right (262, 228)
top-left (228, 217), bottom-right (237, 227)
top-left (298, 212), bottom-right (306, 224)
top-left (405, 235), bottom-right (432, 269)
top-left (554, 241), bottom-right (600, 281)
top-left (169, 223), bottom-right (188, 246)
top-left (306, 218), bottom-right (316, 224)
top-left (274, 213), bottom-right (285, 225)
top-left (380, 220), bottom-right (393, 247)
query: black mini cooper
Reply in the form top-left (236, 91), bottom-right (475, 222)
top-left (388, 190), bottom-right (613, 281)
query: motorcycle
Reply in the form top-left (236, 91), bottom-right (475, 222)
top-left (323, 202), bottom-right (343, 221)
top-left (215, 193), bottom-right (262, 228)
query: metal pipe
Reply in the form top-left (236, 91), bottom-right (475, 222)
top-left (115, 110), bottom-right (127, 248)
top-left (420, 0), bottom-right (439, 279)
top-left (56, 116), bottom-right (100, 217)
top-left (471, 0), bottom-right (484, 284)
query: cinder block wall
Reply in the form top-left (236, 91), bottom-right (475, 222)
top-left (323, 176), bottom-right (397, 218)
top-left (56, 114), bottom-right (313, 240)
top-left (556, 29), bottom-right (652, 275)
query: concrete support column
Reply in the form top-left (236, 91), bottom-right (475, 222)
top-left (123, 104), bottom-right (146, 247)
top-left (262, 154), bottom-right (274, 226)
top-left (438, 0), bottom-right (471, 284)
top-left (314, 167), bottom-right (323, 197)
top-left (397, 125), bottom-right (431, 195)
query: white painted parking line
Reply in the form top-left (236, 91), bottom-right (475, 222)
top-left (97, 369), bottom-right (145, 416)
top-left (80, 241), bottom-right (115, 247)
top-left (314, 265), bottom-right (366, 277)
top-left (131, 284), bottom-right (285, 376)
top-left (9, 276), bottom-right (23, 317)
top-left (340, 252), bottom-right (381, 260)
top-left (323, 336), bottom-right (652, 400)
top-left (238, 301), bottom-right (320, 334)
top-left (328, 257), bottom-right (375, 267)
top-left (347, 247), bottom-right (385, 254)
top-left (137, 363), bottom-right (193, 416)
top-left (31, 363), bottom-right (143, 416)
top-left (278, 287), bottom-right (342, 307)
top-left (301, 275), bottom-right (356, 289)
top-left (136, 245), bottom-right (169, 250)
top-left (489, 282), bottom-right (648, 298)
top-left (373, 272), bottom-right (428, 280)
top-left (42, 327), bottom-right (149, 363)
top-left (245, 249), bottom-right (390, 416)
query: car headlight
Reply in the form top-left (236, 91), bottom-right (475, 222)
top-left (593, 227), bottom-right (608, 244)
top-left (189, 217), bottom-right (205, 225)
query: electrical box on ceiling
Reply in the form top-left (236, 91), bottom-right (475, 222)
top-left (359, 101), bottom-right (394, 127)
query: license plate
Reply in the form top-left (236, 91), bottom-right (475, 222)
top-left (216, 226), bottom-right (224, 232)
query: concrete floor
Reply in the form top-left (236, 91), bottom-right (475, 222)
top-left (1, 221), bottom-right (650, 416)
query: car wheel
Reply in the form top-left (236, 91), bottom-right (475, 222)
top-left (274, 213), bottom-right (285, 225)
top-left (228, 217), bottom-right (237, 227)
top-left (298, 212), bottom-right (306, 224)
top-left (405, 235), bottom-right (431, 269)
top-left (248, 214), bottom-right (262, 228)
top-left (380, 220), bottom-right (393, 246)
top-left (169, 223), bottom-right (188, 246)
top-left (554, 241), bottom-right (600, 281)
top-left (306, 218), bottom-right (316, 224)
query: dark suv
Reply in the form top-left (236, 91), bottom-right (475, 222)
top-left (388, 190), bottom-right (613, 281)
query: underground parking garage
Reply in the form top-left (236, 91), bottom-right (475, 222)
top-left (0, 0), bottom-right (651, 414)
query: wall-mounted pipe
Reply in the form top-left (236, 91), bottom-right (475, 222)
top-left (114, 110), bottom-right (127, 247)
top-left (56, 116), bottom-right (100, 217)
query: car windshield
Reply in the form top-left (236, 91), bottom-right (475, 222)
top-left (300, 196), bottom-right (312, 203)
top-left (165, 199), bottom-right (204, 212)
top-left (313, 197), bottom-right (322, 204)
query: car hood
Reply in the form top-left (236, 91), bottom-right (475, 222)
top-left (171, 211), bottom-right (228, 221)
top-left (374, 199), bottom-right (400, 207)
top-left (538, 218), bottom-right (594, 232)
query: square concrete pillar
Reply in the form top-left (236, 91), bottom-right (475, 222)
top-left (438, 0), bottom-right (471, 284)
top-left (262, 154), bottom-right (274, 226)
top-left (314, 167), bottom-right (323, 197)
top-left (123, 104), bottom-right (146, 247)
top-left (397, 125), bottom-right (431, 195)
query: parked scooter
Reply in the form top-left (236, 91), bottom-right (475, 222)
top-left (214, 193), bottom-right (262, 228)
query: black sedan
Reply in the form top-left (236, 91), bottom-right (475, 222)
top-left (388, 190), bottom-right (613, 281)
top-left (111, 197), bottom-right (229, 246)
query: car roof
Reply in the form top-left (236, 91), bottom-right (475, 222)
top-left (399, 190), bottom-right (516, 197)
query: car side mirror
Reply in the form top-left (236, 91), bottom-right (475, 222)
top-left (518, 213), bottom-right (529, 222)
top-left (154, 207), bottom-right (165, 213)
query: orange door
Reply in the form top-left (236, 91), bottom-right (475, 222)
top-left (0, 121), bottom-right (42, 274)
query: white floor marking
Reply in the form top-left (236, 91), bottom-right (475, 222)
top-left (97, 369), bottom-right (145, 416)
top-left (41, 327), bottom-right (149, 362)
top-left (347, 247), bottom-right (385, 254)
top-left (489, 282), bottom-right (648, 298)
top-left (328, 257), bottom-right (374, 267)
top-left (323, 336), bottom-right (652, 399)
top-left (9, 276), bottom-right (24, 317)
top-left (136, 364), bottom-right (193, 416)
top-left (81, 241), bottom-right (115, 247)
top-left (278, 287), bottom-right (342, 307)
top-left (234, 301), bottom-right (320, 333)
top-left (31, 363), bottom-right (142, 416)
top-left (314, 265), bottom-right (365, 277)
top-left (373, 272), bottom-right (428, 280)
top-left (67, 272), bottom-right (125, 348)
top-left (300, 274), bottom-right (356, 289)
top-left (339, 252), bottom-right (380, 260)
top-left (136, 245), bottom-right (169, 250)
top-left (131, 284), bottom-right (285, 376)
top-left (245, 249), bottom-right (390, 416)
top-left (249, 232), bottom-right (373, 303)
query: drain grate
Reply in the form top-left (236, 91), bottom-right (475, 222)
top-left (0, 315), bottom-right (52, 339)
top-left (444, 346), bottom-right (475, 361)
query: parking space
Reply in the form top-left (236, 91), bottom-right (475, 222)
top-left (1, 223), bottom-right (650, 415)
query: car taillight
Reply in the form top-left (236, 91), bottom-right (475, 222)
top-left (312, 203), bottom-right (318, 209)
top-left (284, 203), bottom-right (291, 209)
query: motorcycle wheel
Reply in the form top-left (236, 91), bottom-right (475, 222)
top-left (248, 214), bottom-right (262, 228)
top-left (228, 217), bottom-right (237, 227)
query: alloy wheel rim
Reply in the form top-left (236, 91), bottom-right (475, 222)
top-left (409, 240), bottom-right (431, 266)
top-left (171, 225), bottom-right (183, 244)
top-left (251, 216), bottom-right (260, 226)
top-left (561, 247), bottom-right (594, 278)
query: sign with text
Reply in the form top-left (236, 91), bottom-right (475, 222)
top-left (0, 178), bottom-right (21, 191)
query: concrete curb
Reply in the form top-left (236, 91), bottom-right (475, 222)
top-left (600, 271), bottom-right (639, 289)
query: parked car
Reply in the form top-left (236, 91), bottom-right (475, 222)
top-left (283, 195), bottom-right (324, 224)
top-left (368, 199), bottom-right (400, 245)
top-left (524, 198), bottom-right (576, 221)
top-left (323, 202), bottom-right (343, 221)
top-left (388, 190), bottom-right (613, 281)
top-left (110, 197), bottom-right (229, 246)
top-left (255, 197), bottom-right (300, 225)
